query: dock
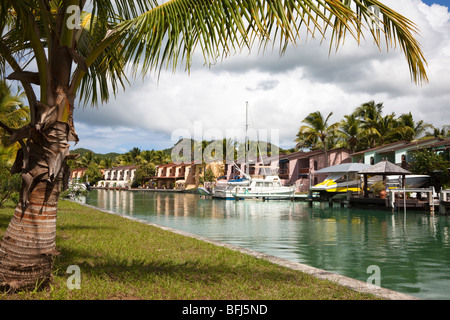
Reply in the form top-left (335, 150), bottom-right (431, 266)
top-left (440, 190), bottom-right (450, 215)
top-left (294, 187), bottom-right (449, 215)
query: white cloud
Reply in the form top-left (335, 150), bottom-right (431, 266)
top-left (73, 0), bottom-right (450, 153)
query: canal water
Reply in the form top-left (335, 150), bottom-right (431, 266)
top-left (81, 189), bottom-right (450, 300)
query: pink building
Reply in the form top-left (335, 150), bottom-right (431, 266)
top-left (278, 148), bottom-right (352, 192)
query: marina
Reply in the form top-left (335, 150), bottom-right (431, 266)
top-left (79, 189), bottom-right (450, 300)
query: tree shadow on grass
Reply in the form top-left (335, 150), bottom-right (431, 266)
top-left (53, 245), bottom-right (305, 293)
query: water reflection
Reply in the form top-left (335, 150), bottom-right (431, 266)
top-left (83, 189), bottom-right (450, 299)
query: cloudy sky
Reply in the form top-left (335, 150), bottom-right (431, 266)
top-left (72, 0), bottom-right (450, 154)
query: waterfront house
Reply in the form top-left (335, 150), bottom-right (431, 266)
top-left (274, 148), bottom-right (352, 192)
top-left (151, 162), bottom-right (201, 190)
top-left (351, 137), bottom-right (450, 168)
top-left (70, 168), bottom-right (87, 182)
top-left (96, 165), bottom-right (138, 189)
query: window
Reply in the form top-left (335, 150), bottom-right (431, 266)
top-left (313, 161), bottom-right (318, 171)
top-left (370, 157), bottom-right (375, 165)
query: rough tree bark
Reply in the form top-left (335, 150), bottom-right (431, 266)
top-left (0, 92), bottom-right (77, 291)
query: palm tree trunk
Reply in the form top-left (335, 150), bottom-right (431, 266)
top-left (0, 118), bottom-right (72, 291)
top-left (0, 179), bottom-right (61, 291)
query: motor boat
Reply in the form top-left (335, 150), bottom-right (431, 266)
top-left (385, 175), bottom-right (430, 188)
top-left (232, 174), bottom-right (296, 200)
top-left (310, 172), bottom-right (362, 193)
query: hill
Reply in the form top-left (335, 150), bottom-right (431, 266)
top-left (70, 148), bottom-right (120, 161)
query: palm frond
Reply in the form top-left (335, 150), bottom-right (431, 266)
top-left (109, 0), bottom-right (428, 84)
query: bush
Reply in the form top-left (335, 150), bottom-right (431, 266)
top-left (370, 180), bottom-right (386, 197)
top-left (409, 150), bottom-right (450, 190)
top-left (132, 163), bottom-right (155, 188)
top-left (0, 161), bottom-right (22, 206)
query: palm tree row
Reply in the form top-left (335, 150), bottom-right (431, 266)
top-left (72, 147), bottom-right (171, 169)
top-left (295, 100), bottom-right (448, 155)
top-left (116, 148), bottom-right (171, 166)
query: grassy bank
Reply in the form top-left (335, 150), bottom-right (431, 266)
top-left (0, 200), bottom-right (378, 300)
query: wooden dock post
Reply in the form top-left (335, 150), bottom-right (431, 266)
top-left (440, 190), bottom-right (449, 215)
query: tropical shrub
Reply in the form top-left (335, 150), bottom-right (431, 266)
top-left (0, 160), bottom-right (21, 206)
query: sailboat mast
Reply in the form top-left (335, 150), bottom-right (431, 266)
top-left (245, 101), bottom-right (249, 175)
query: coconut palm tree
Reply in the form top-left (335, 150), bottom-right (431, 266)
top-left (295, 111), bottom-right (339, 166)
top-left (0, 0), bottom-right (428, 291)
top-left (425, 125), bottom-right (450, 139)
top-left (338, 113), bottom-right (361, 153)
top-left (353, 100), bottom-right (386, 148)
top-left (394, 112), bottom-right (432, 142)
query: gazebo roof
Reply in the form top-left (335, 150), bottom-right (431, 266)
top-left (358, 160), bottom-right (411, 175)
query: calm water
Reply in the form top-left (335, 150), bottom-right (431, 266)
top-left (81, 189), bottom-right (450, 300)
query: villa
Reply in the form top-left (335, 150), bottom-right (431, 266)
top-left (351, 137), bottom-right (450, 168)
top-left (96, 165), bottom-right (138, 189)
top-left (275, 148), bottom-right (352, 192)
top-left (150, 162), bottom-right (199, 190)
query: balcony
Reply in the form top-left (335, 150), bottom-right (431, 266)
top-left (299, 167), bottom-right (310, 174)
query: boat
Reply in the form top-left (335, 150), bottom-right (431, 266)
top-left (385, 175), bottom-right (430, 189)
top-left (197, 187), bottom-right (211, 196)
top-left (310, 172), bottom-right (362, 193)
top-left (310, 163), bottom-right (371, 194)
top-left (231, 167), bottom-right (296, 200)
top-left (212, 173), bottom-right (250, 199)
top-left (211, 101), bottom-right (294, 200)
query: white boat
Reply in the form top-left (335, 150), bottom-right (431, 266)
top-left (385, 175), bottom-right (430, 188)
top-left (212, 102), bottom-right (294, 200)
top-left (231, 166), bottom-right (296, 200)
top-left (232, 175), bottom-right (296, 200)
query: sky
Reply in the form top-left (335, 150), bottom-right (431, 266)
top-left (71, 0), bottom-right (450, 154)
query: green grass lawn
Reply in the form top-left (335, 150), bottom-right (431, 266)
top-left (0, 200), bottom-right (379, 300)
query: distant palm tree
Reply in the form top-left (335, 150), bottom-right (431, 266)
top-left (75, 152), bottom-right (95, 168)
top-left (295, 111), bottom-right (338, 166)
top-left (394, 112), bottom-right (432, 141)
top-left (353, 101), bottom-right (386, 148)
top-left (129, 147), bottom-right (142, 162)
top-left (425, 125), bottom-right (450, 139)
top-left (338, 114), bottom-right (361, 153)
